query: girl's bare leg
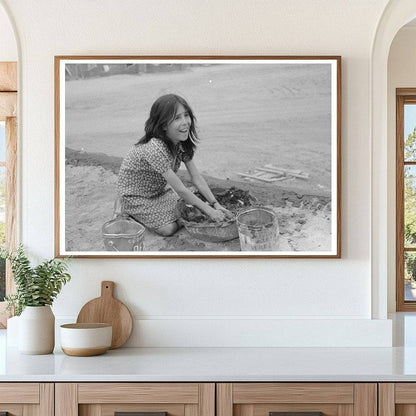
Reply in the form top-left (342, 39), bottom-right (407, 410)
top-left (154, 221), bottom-right (179, 236)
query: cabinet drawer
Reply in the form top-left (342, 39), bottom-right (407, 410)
top-left (217, 383), bottom-right (376, 416)
top-left (56, 383), bottom-right (215, 416)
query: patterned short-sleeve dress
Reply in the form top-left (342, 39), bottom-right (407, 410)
top-left (117, 138), bottom-right (192, 229)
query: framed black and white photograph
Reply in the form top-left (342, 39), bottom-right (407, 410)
top-left (55, 56), bottom-right (341, 258)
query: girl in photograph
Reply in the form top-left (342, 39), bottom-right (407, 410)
top-left (117, 94), bottom-right (233, 236)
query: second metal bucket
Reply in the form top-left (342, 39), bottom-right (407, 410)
top-left (236, 207), bottom-right (279, 251)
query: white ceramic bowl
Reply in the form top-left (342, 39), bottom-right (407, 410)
top-left (60, 323), bottom-right (112, 356)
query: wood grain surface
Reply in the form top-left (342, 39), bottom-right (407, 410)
top-left (77, 281), bottom-right (133, 348)
top-left (233, 383), bottom-right (354, 404)
top-left (379, 383), bottom-right (395, 416)
top-left (395, 383), bottom-right (416, 403)
top-left (0, 383), bottom-right (39, 403)
top-left (39, 383), bottom-right (55, 416)
top-left (0, 92), bottom-right (16, 120)
top-left (77, 383), bottom-right (199, 404)
top-left (200, 383), bottom-right (215, 416)
top-left (0, 62), bottom-right (17, 92)
top-left (55, 383), bottom-right (78, 416)
top-left (354, 384), bottom-right (377, 416)
top-left (217, 384), bottom-right (233, 416)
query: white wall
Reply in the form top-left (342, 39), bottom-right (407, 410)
top-left (387, 25), bottom-right (416, 312)
top-left (0, 3), bottom-right (17, 61)
top-left (0, 0), bottom-right (393, 346)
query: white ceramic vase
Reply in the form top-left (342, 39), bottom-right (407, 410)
top-left (6, 315), bottom-right (20, 347)
top-left (19, 305), bottom-right (55, 354)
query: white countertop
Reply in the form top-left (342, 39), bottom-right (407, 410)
top-left (3, 314), bottom-right (416, 382)
top-left (2, 329), bottom-right (416, 382)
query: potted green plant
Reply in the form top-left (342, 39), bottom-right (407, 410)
top-left (1, 245), bottom-right (71, 354)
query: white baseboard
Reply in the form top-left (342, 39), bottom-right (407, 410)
top-left (56, 317), bottom-right (392, 347)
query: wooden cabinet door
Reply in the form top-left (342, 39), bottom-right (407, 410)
top-left (0, 383), bottom-right (53, 416)
top-left (379, 383), bottom-right (416, 416)
top-left (217, 383), bottom-right (377, 416)
top-left (55, 383), bottom-right (215, 416)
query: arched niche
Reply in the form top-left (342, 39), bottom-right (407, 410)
top-left (372, 0), bottom-right (416, 319)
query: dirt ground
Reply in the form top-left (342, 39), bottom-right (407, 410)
top-left (63, 64), bottom-right (334, 253)
top-left (65, 157), bottom-right (331, 252)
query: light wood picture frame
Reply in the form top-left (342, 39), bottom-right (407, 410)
top-left (55, 56), bottom-right (341, 258)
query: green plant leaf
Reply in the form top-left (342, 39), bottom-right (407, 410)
top-left (2, 245), bottom-right (71, 315)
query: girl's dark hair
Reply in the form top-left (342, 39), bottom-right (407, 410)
top-left (137, 94), bottom-right (198, 158)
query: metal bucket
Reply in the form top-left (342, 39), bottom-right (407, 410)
top-left (236, 207), bottom-right (279, 251)
top-left (102, 215), bottom-right (145, 251)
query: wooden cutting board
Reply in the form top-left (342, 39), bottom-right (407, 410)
top-left (76, 281), bottom-right (133, 349)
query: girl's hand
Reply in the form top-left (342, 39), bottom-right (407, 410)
top-left (215, 203), bottom-right (234, 220)
top-left (207, 207), bottom-right (226, 222)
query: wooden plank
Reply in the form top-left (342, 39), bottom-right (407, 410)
top-left (78, 383), bottom-right (199, 404)
top-left (0, 62), bottom-right (17, 92)
top-left (256, 168), bottom-right (284, 177)
top-left (217, 384), bottom-right (233, 416)
top-left (337, 404), bottom-right (353, 416)
top-left (379, 384), bottom-right (395, 416)
top-left (237, 173), bottom-right (279, 183)
top-left (23, 404), bottom-right (39, 416)
top-left (233, 383), bottom-right (354, 404)
top-left (261, 166), bottom-right (309, 179)
top-left (0, 92), bottom-right (17, 120)
top-left (395, 383), bottom-right (416, 403)
top-left (55, 383), bottom-right (78, 416)
top-left (185, 404), bottom-right (198, 416)
top-left (39, 383), bottom-right (54, 416)
top-left (354, 384), bottom-right (377, 416)
top-left (199, 384), bottom-right (215, 416)
top-left (240, 405), bottom-right (253, 416)
top-left (0, 383), bottom-right (39, 403)
top-left (265, 165), bottom-right (302, 175)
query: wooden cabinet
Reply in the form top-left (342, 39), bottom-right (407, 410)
top-left (55, 383), bottom-right (215, 416)
top-left (217, 383), bottom-right (377, 416)
top-left (0, 381), bottom-right (382, 416)
top-left (0, 383), bottom-right (53, 416)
